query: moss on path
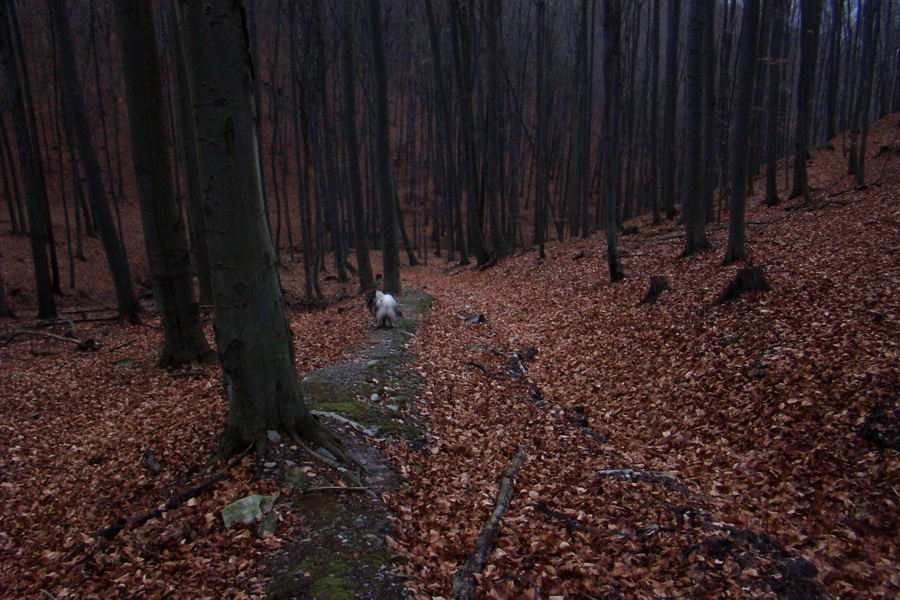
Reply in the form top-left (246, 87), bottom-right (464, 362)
top-left (266, 289), bottom-right (431, 600)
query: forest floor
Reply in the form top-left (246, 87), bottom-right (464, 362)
top-left (1, 114), bottom-right (899, 599)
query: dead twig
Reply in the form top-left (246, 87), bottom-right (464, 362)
top-left (108, 338), bottom-right (137, 352)
top-left (596, 468), bottom-right (692, 498)
top-left (66, 446), bottom-right (253, 559)
top-left (452, 445), bottom-right (529, 600)
top-left (304, 486), bottom-right (371, 494)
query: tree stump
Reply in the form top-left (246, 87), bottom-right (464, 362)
top-left (639, 276), bottom-right (671, 305)
top-left (713, 266), bottom-right (772, 306)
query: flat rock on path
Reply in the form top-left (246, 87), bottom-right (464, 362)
top-left (265, 289), bottom-right (431, 600)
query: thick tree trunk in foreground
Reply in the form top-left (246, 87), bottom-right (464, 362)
top-left (48, 0), bottom-right (140, 320)
top-left (116, 0), bottom-right (212, 367)
top-left (176, 0), bottom-right (346, 460)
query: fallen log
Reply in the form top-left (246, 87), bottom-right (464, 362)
top-left (452, 446), bottom-right (529, 600)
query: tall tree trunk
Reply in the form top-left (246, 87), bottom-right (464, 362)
top-left (855, 0), bottom-right (883, 186)
top-left (662, 0), bottom-right (681, 220)
top-left (681, 0), bottom-right (711, 256)
top-left (176, 0), bottom-right (347, 460)
top-left (534, 0), bottom-right (550, 260)
top-left (702, 0), bottom-right (717, 223)
top-left (602, 0), bottom-right (625, 281)
top-left (342, 0), bottom-right (375, 291)
top-left (448, 0), bottom-right (487, 264)
top-left (116, 0), bottom-right (213, 367)
top-left (171, 5), bottom-right (212, 304)
top-left (484, 0), bottom-right (508, 258)
top-left (649, 0), bottom-right (662, 226)
top-left (764, 0), bottom-right (787, 207)
top-left (1, 0), bottom-right (55, 318)
top-left (790, 0), bottom-right (824, 201)
top-left (367, 0), bottom-right (400, 294)
top-left (723, 0), bottom-right (761, 266)
top-left (48, 0), bottom-right (140, 320)
top-left (423, 0), bottom-right (464, 263)
top-left (824, 0), bottom-right (843, 140)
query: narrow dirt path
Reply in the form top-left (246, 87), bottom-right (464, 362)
top-left (265, 289), bottom-right (431, 600)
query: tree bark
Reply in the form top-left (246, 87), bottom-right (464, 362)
top-left (602, 0), bottom-right (625, 281)
top-left (790, 0), bottom-right (824, 201)
top-left (662, 0), bottom-right (682, 220)
top-left (171, 5), bottom-right (212, 304)
top-left (681, 0), bottom-right (711, 256)
top-left (116, 0), bottom-right (213, 367)
top-left (48, 0), bottom-right (140, 320)
top-left (723, 0), bottom-right (761, 266)
top-left (367, 0), bottom-right (401, 294)
top-left (176, 0), bottom-right (347, 460)
top-left (341, 0), bottom-right (375, 292)
top-left (764, 0), bottom-right (787, 207)
top-left (0, 0), bottom-right (56, 318)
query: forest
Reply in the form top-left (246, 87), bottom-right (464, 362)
top-left (0, 0), bottom-right (898, 598)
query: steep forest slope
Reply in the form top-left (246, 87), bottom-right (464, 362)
top-left (0, 115), bottom-right (898, 598)
top-left (390, 118), bottom-right (900, 598)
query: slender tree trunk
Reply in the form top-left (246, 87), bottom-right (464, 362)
top-left (702, 0), bottom-right (717, 223)
top-left (790, 0), bottom-right (824, 201)
top-left (649, 0), bottom-right (662, 226)
top-left (602, 0), bottom-right (625, 280)
top-left (662, 0), bottom-right (682, 220)
top-left (176, 0), bottom-right (347, 460)
top-left (342, 0), bottom-right (375, 291)
top-left (116, 0), bottom-right (213, 367)
top-left (534, 0), bottom-right (550, 259)
top-left (423, 0), bottom-right (464, 263)
top-left (448, 0), bottom-right (487, 264)
top-left (855, 0), bottom-right (883, 186)
top-left (764, 0), bottom-right (787, 207)
top-left (48, 0), bottom-right (140, 320)
top-left (723, 0), bottom-right (761, 265)
top-left (681, 0), bottom-right (711, 256)
top-left (0, 118), bottom-right (22, 235)
top-left (171, 5), bottom-right (212, 304)
top-left (824, 0), bottom-right (843, 140)
top-left (484, 0), bottom-right (507, 258)
top-left (1, 0), bottom-right (55, 318)
top-left (367, 0), bottom-right (400, 294)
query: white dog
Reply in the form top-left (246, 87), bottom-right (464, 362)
top-left (366, 290), bottom-right (398, 328)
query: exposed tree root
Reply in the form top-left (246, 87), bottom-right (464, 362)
top-left (452, 445), bottom-right (529, 600)
top-left (596, 468), bottom-right (693, 498)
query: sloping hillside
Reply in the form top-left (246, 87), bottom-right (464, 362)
top-left (389, 116), bottom-right (899, 598)
top-left (0, 115), bottom-right (897, 598)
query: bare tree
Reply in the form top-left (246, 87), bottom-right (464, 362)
top-left (368, 0), bottom-right (401, 293)
top-left (790, 0), bottom-right (824, 201)
top-left (48, 0), bottom-right (140, 320)
top-left (115, 0), bottom-right (213, 367)
top-left (0, 0), bottom-right (55, 318)
top-left (723, 0), bottom-right (761, 266)
top-left (602, 0), bottom-right (625, 281)
top-left (175, 0), bottom-right (349, 460)
top-left (342, 0), bottom-right (375, 291)
top-left (680, 0), bottom-right (711, 257)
